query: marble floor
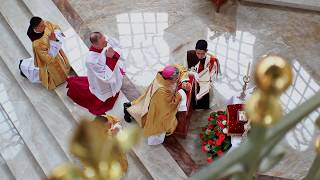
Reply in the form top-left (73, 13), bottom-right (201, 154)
top-left (54, 0), bottom-right (320, 179)
top-left (52, 0), bottom-right (320, 179)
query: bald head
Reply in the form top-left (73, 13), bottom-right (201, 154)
top-left (89, 32), bottom-right (102, 44)
top-left (89, 32), bottom-right (107, 49)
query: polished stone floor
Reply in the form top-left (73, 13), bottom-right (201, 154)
top-left (56, 0), bottom-right (319, 179)
top-left (0, 0), bottom-right (320, 179)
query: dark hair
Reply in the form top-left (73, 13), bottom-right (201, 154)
top-left (195, 40), bottom-right (208, 51)
top-left (30, 16), bottom-right (42, 29)
top-left (27, 16), bottom-right (44, 42)
top-left (89, 32), bottom-right (102, 44)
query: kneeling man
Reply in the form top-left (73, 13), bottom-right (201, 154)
top-left (66, 32), bottom-right (124, 115)
top-left (125, 65), bottom-right (191, 145)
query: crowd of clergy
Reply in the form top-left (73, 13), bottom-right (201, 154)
top-left (19, 16), bottom-right (220, 175)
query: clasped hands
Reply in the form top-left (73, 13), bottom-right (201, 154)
top-left (105, 47), bottom-right (115, 58)
top-left (48, 31), bottom-right (65, 41)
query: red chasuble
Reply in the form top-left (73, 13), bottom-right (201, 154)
top-left (66, 46), bottom-right (120, 115)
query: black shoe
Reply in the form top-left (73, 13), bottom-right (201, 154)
top-left (124, 102), bottom-right (132, 123)
top-left (124, 114), bottom-right (132, 123)
top-left (18, 59), bottom-right (27, 79)
top-left (124, 102), bottom-right (131, 108)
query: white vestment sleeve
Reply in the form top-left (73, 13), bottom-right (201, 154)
top-left (106, 36), bottom-right (122, 56)
top-left (178, 89), bottom-right (187, 112)
top-left (147, 133), bottom-right (166, 145)
top-left (20, 58), bottom-right (40, 83)
top-left (86, 50), bottom-right (124, 102)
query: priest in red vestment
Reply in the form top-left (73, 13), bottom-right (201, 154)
top-left (66, 32), bottom-right (125, 115)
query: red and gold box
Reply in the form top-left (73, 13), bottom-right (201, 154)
top-left (227, 104), bottom-right (248, 136)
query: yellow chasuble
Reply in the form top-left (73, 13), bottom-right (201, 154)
top-left (101, 114), bottom-right (128, 173)
top-left (32, 21), bottom-right (70, 90)
top-left (127, 64), bottom-right (189, 137)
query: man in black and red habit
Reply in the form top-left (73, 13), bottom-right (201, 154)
top-left (187, 40), bottom-right (220, 109)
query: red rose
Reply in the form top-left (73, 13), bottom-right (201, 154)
top-left (199, 134), bottom-right (204, 139)
top-left (218, 122), bottom-right (224, 129)
top-left (220, 115), bottom-right (227, 120)
top-left (208, 124), bottom-right (214, 130)
top-left (219, 134), bottom-right (225, 140)
top-left (217, 111), bottom-right (224, 115)
top-left (207, 157), bottom-right (213, 163)
top-left (208, 117), bottom-right (213, 122)
top-left (201, 145), bottom-right (207, 152)
top-left (202, 127), bottom-right (207, 131)
top-left (202, 141), bottom-right (207, 146)
top-left (215, 139), bottom-right (222, 146)
top-left (217, 150), bottom-right (223, 156)
top-left (218, 134), bottom-right (225, 142)
top-left (208, 140), bottom-right (213, 145)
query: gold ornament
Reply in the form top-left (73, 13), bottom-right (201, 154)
top-left (246, 55), bottom-right (293, 126)
top-left (254, 55), bottom-right (293, 95)
top-left (246, 90), bottom-right (282, 126)
top-left (48, 119), bottom-right (141, 180)
top-left (315, 136), bottom-right (320, 154)
top-left (47, 164), bottom-right (85, 180)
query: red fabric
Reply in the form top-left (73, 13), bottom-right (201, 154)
top-left (209, 56), bottom-right (220, 76)
top-left (106, 52), bottom-right (120, 71)
top-left (66, 76), bottom-right (119, 115)
top-left (89, 45), bottom-right (103, 53)
top-left (177, 75), bottom-right (194, 110)
top-left (226, 104), bottom-right (246, 136)
top-left (198, 60), bottom-right (205, 73)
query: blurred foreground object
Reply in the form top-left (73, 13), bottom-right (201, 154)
top-left (48, 119), bottom-right (141, 180)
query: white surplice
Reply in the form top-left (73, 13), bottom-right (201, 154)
top-left (86, 37), bottom-right (124, 102)
top-left (19, 58), bottom-right (40, 83)
top-left (19, 36), bottom-right (64, 83)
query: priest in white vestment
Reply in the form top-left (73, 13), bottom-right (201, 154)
top-left (66, 32), bottom-right (125, 115)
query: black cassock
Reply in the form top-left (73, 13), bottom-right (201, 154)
top-left (187, 50), bottom-right (210, 109)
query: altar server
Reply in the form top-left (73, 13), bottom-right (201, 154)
top-left (187, 40), bottom-right (220, 109)
top-left (26, 16), bottom-right (70, 90)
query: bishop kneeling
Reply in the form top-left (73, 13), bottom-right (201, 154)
top-left (124, 65), bottom-right (191, 145)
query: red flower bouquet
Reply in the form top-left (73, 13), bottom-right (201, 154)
top-left (199, 111), bottom-right (232, 163)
